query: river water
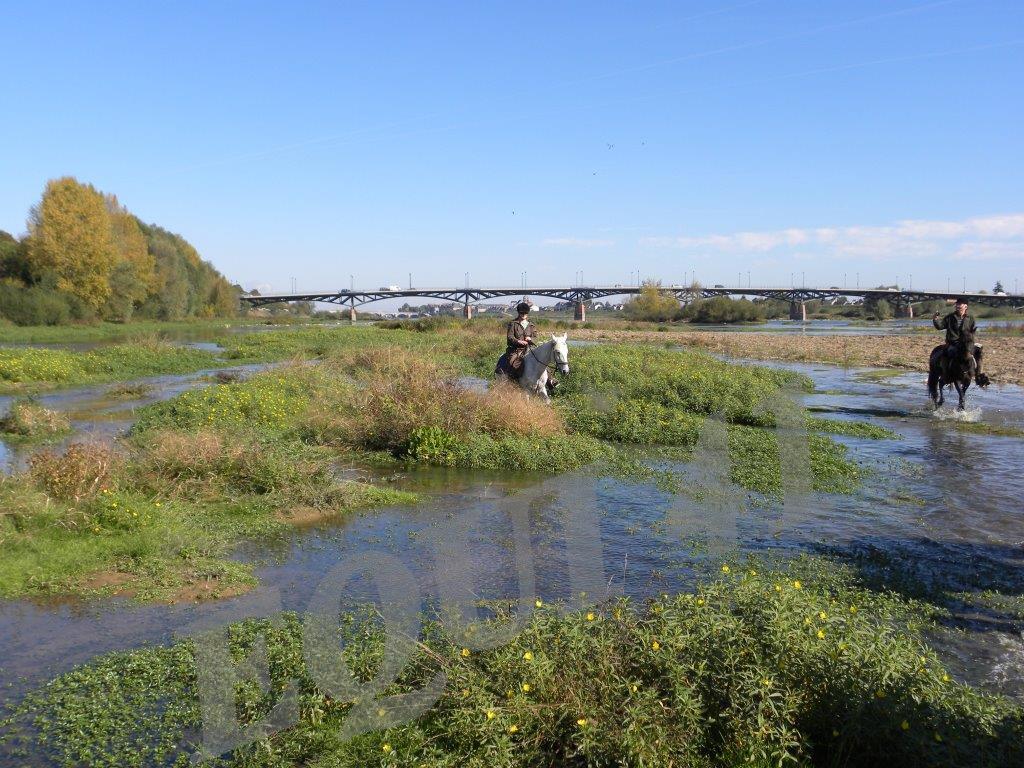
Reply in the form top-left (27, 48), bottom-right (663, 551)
top-left (1, 349), bottom-right (1023, 741)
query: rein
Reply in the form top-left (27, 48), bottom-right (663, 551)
top-left (528, 344), bottom-right (558, 371)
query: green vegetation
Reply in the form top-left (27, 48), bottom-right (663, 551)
top-left (0, 340), bottom-right (219, 393)
top-left (0, 399), bottom-right (71, 441)
top-left (0, 327), bottom-right (877, 599)
top-left (0, 177), bottom-right (238, 326)
top-left (3, 560), bottom-right (1020, 768)
top-left (808, 416), bottom-right (900, 440)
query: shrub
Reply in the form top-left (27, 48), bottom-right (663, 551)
top-left (0, 399), bottom-right (70, 438)
top-left (29, 443), bottom-right (115, 501)
top-left (0, 283), bottom-right (73, 326)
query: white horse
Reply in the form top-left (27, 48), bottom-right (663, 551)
top-left (502, 334), bottom-right (570, 403)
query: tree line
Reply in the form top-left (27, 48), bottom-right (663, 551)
top-left (0, 177), bottom-right (239, 325)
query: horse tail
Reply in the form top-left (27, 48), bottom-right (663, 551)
top-left (927, 364), bottom-right (940, 401)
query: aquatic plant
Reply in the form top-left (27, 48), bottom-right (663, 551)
top-left (3, 561), bottom-right (1019, 767)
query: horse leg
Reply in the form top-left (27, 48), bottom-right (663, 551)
top-left (954, 380), bottom-right (966, 411)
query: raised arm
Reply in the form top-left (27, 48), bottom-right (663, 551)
top-left (932, 312), bottom-right (946, 331)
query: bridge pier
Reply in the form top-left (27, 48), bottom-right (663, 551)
top-left (463, 303), bottom-right (473, 319)
top-left (896, 303), bottom-right (914, 319)
top-left (789, 301), bottom-right (807, 321)
top-left (348, 306), bottom-right (357, 324)
top-left (573, 301), bottom-right (586, 322)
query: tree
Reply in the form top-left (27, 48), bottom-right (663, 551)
top-left (862, 295), bottom-right (893, 320)
top-left (994, 281), bottom-right (1005, 293)
top-left (622, 281), bottom-right (681, 322)
top-left (103, 196), bottom-right (157, 321)
top-left (26, 178), bottom-right (115, 311)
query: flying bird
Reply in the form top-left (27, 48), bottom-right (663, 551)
top-left (606, 143), bottom-right (615, 150)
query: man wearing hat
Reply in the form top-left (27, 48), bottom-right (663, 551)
top-left (932, 297), bottom-right (985, 379)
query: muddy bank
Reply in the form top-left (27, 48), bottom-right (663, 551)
top-left (572, 328), bottom-right (1024, 386)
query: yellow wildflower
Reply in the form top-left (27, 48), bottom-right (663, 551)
top-left (721, 564), bottom-right (730, 573)
top-left (523, 651), bottom-right (533, 661)
top-left (486, 710), bottom-right (495, 720)
top-left (651, 640), bottom-right (661, 651)
top-left (461, 648), bottom-right (470, 658)
top-left (521, 683), bottom-right (531, 693)
top-left (586, 612), bottom-right (595, 621)
top-left (577, 718), bottom-right (588, 727)
top-left (819, 611), bottom-right (827, 620)
top-left (901, 720), bottom-right (910, 731)
top-left (535, 598), bottom-right (543, 608)
top-left (382, 743), bottom-right (392, 754)
top-left (816, 629), bottom-right (825, 639)
top-left (792, 580), bottom-right (802, 589)
top-left (508, 725), bottom-right (519, 734)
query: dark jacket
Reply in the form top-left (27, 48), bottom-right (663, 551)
top-left (506, 318), bottom-right (537, 355)
top-left (933, 311), bottom-right (977, 346)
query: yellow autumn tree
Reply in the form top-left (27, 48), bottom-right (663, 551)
top-left (104, 195), bottom-right (157, 320)
top-left (27, 177), bottom-right (115, 311)
top-left (622, 280), bottom-right (682, 322)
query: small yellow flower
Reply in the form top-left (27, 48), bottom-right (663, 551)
top-left (586, 612), bottom-right (595, 621)
top-left (461, 688), bottom-right (470, 697)
top-left (819, 611), bottom-right (827, 620)
top-left (934, 733), bottom-right (943, 742)
top-left (577, 718), bottom-right (588, 727)
top-left (749, 569), bottom-right (757, 576)
top-left (535, 598), bottom-right (543, 608)
top-left (382, 743), bottom-right (392, 754)
top-left (721, 564), bottom-right (730, 573)
top-left (816, 629), bottom-right (825, 639)
top-left (875, 690), bottom-right (886, 699)
top-left (792, 580), bottom-right (802, 590)
top-left (901, 720), bottom-right (910, 731)
top-left (631, 684), bottom-right (638, 692)
top-left (461, 647), bottom-right (471, 658)
top-left (849, 605), bottom-right (857, 613)
top-left (521, 683), bottom-right (531, 693)
top-left (508, 724), bottom-right (519, 734)
top-left (696, 598), bottom-right (705, 606)
top-left (804, 617), bottom-right (812, 625)
top-left (614, 608), bottom-right (622, 620)
top-left (651, 640), bottom-right (661, 651)
top-left (762, 678), bottom-right (772, 687)
top-left (942, 673), bottom-right (950, 683)
top-left (775, 584), bottom-right (782, 592)
top-left (486, 710), bottom-right (495, 720)
top-left (523, 651), bottom-right (533, 661)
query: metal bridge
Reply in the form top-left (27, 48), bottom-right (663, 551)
top-left (240, 285), bottom-right (1024, 321)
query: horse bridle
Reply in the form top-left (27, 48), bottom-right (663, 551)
top-left (529, 343), bottom-right (566, 371)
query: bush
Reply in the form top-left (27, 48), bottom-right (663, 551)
top-left (0, 399), bottom-right (70, 438)
top-left (680, 296), bottom-right (768, 324)
top-left (0, 283), bottom-right (73, 326)
top-left (622, 282), bottom-right (682, 322)
top-left (29, 443), bottom-right (115, 502)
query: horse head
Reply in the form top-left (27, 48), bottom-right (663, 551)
top-left (551, 334), bottom-right (570, 375)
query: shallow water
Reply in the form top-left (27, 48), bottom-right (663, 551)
top-left (1, 356), bottom-right (1023, 730)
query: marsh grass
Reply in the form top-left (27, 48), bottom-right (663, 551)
top-left (0, 343), bottom-right (219, 393)
top-left (0, 399), bottom-right (71, 440)
top-left (4, 560), bottom-right (1020, 768)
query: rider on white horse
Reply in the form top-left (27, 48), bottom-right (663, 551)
top-left (496, 301), bottom-right (559, 396)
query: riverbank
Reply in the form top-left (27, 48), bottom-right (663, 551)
top-left (572, 328), bottom-right (1024, 386)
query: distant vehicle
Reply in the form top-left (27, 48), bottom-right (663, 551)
top-left (829, 286), bottom-right (842, 289)
top-left (379, 285), bottom-right (401, 291)
top-left (995, 290), bottom-right (1007, 296)
top-left (713, 284), bottom-right (725, 288)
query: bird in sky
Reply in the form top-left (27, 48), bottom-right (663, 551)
top-left (606, 143), bottom-right (615, 150)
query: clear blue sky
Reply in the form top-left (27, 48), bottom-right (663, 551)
top-left (2, 0), bottom-right (1022, 295)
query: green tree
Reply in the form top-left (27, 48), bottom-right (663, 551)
top-left (994, 280), bottom-right (1005, 293)
top-left (622, 281), bottom-right (681, 322)
top-left (26, 178), bottom-right (115, 311)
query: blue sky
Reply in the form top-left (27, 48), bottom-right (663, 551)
top-left (1, 0), bottom-right (1022, 295)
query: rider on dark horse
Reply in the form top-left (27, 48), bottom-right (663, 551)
top-left (495, 301), bottom-right (557, 394)
top-left (931, 297), bottom-right (984, 379)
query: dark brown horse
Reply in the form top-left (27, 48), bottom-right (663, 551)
top-left (928, 329), bottom-right (989, 410)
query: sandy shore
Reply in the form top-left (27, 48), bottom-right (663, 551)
top-left (572, 328), bottom-right (1024, 387)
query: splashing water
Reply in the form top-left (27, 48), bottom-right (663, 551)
top-left (932, 403), bottom-right (984, 422)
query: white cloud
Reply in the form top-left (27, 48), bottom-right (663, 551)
top-left (542, 237), bottom-right (614, 248)
top-left (641, 213), bottom-right (1024, 262)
